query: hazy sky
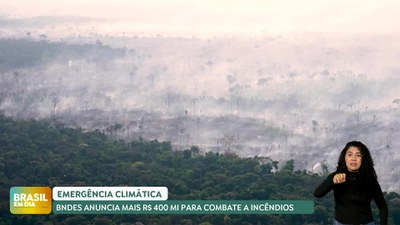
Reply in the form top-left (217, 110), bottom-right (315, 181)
top-left (2, 0), bottom-right (400, 36)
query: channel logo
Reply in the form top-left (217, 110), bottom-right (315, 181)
top-left (10, 187), bottom-right (52, 214)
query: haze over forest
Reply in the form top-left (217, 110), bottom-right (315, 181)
top-left (0, 15), bottom-right (399, 192)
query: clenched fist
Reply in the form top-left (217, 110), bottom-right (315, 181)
top-left (333, 173), bottom-right (346, 184)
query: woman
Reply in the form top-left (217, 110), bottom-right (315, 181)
top-left (314, 141), bottom-right (388, 225)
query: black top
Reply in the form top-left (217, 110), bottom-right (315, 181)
top-left (314, 171), bottom-right (388, 225)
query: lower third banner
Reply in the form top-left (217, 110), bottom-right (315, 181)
top-left (53, 200), bottom-right (314, 214)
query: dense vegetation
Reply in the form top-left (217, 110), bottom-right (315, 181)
top-left (0, 115), bottom-right (399, 225)
top-left (0, 38), bottom-right (126, 71)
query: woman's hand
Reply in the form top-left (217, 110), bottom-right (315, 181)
top-left (333, 173), bottom-right (346, 184)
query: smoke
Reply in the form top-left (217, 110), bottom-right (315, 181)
top-left (1, 32), bottom-right (400, 191)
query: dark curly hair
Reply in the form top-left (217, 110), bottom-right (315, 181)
top-left (336, 141), bottom-right (378, 182)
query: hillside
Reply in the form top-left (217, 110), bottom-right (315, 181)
top-left (0, 115), bottom-right (399, 225)
top-left (1, 36), bottom-right (399, 192)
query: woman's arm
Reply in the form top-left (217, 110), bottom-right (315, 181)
top-left (372, 180), bottom-right (388, 225)
top-left (314, 173), bottom-right (336, 198)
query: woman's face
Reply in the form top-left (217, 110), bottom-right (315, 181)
top-left (345, 146), bottom-right (362, 172)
